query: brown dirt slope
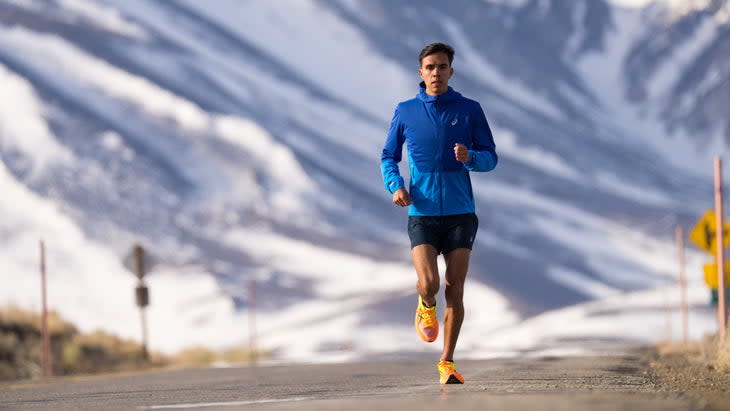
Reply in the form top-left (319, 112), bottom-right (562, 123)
top-left (646, 335), bottom-right (730, 411)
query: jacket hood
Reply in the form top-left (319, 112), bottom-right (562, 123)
top-left (417, 82), bottom-right (461, 103)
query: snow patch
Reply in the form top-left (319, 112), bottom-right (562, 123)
top-left (442, 16), bottom-right (564, 121)
top-left (594, 171), bottom-right (674, 206)
top-left (0, 63), bottom-right (73, 173)
top-left (0, 26), bottom-right (209, 132)
top-left (482, 0), bottom-right (529, 7)
top-left (646, 17), bottom-right (718, 102)
top-left (179, 0), bottom-right (412, 121)
top-left (496, 127), bottom-right (582, 182)
top-left (56, 0), bottom-right (149, 40)
top-left (548, 266), bottom-right (621, 298)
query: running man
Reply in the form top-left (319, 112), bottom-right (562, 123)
top-left (380, 42), bottom-right (498, 384)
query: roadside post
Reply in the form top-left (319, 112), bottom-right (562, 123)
top-left (676, 226), bottom-right (688, 344)
top-left (124, 244), bottom-right (155, 361)
top-left (688, 158), bottom-right (730, 342)
top-left (688, 208), bottom-right (730, 307)
top-left (249, 273), bottom-right (257, 366)
top-left (714, 157), bottom-right (727, 341)
top-left (39, 240), bottom-right (51, 377)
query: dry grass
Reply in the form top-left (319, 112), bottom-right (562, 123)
top-left (62, 330), bottom-right (166, 374)
top-left (656, 331), bottom-right (730, 373)
top-left (171, 345), bottom-right (269, 368)
top-left (655, 340), bottom-right (705, 356)
top-left (0, 305), bottom-right (166, 379)
top-left (221, 346), bottom-right (264, 364)
top-left (0, 305), bottom-right (270, 381)
top-left (0, 304), bottom-right (78, 379)
top-left (171, 346), bottom-right (218, 368)
top-left (715, 329), bottom-right (730, 373)
top-left (649, 333), bottom-right (730, 411)
top-left (0, 304), bottom-right (77, 336)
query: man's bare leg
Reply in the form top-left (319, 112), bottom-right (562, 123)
top-left (441, 248), bottom-right (470, 361)
top-left (411, 244), bottom-right (440, 306)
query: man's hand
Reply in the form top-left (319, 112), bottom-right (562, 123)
top-left (392, 187), bottom-right (411, 207)
top-left (454, 144), bottom-right (470, 164)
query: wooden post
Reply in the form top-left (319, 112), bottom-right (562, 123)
top-left (39, 240), bottom-right (51, 377)
top-left (663, 285), bottom-right (672, 342)
top-left (249, 274), bottom-right (257, 366)
top-left (714, 157), bottom-right (727, 341)
top-left (676, 226), bottom-right (688, 344)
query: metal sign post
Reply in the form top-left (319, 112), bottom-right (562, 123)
top-left (133, 244), bottom-right (150, 360)
top-left (715, 157), bottom-right (727, 341)
top-left (123, 243), bottom-right (155, 361)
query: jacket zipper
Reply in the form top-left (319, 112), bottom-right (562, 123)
top-left (426, 99), bottom-right (446, 216)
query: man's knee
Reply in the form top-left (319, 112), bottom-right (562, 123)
top-left (444, 281), bottom-right (464, 302)
top-left (417, 277), bottom-right (440, 297)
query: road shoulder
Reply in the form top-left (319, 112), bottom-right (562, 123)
top-left (645, 340), bottom-right (730, 411)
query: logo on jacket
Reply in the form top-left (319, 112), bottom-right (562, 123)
top-left (451, 118), bottom-right (458, 126)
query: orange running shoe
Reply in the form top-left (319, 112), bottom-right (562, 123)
top-left (438, 360), bottom-right (464, 384)
top-left (414, 295), bottom-right (438, 342)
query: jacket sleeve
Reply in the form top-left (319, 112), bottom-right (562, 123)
top-left (380, 105), bottom-right (406, 194)
top-left (465, 103), bottom-right (498, 172)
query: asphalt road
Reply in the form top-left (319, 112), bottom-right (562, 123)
top-left (0, 350), bottom-right (714, 411)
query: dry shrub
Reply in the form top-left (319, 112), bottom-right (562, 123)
top-left (0, 304), bottom-right (76, 379)
top-left (0, 305), bottom-right (168, 380)
top-left (661, 331), bottom-right (730, 374)
top-left (1, 305), bottom-right (268, 380)
top-left (0, 304), bottom-right (76, 336)
top-left (62, 330), bottom-right (154, 374)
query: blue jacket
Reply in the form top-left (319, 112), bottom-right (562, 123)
top-left (381, 83), bottom-right (497, 216)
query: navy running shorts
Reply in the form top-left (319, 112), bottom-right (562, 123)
top-left (407, 213), bottom-right (479, 255)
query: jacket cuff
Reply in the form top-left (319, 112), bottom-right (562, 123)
top-left (465, 150), bottom-right (476, 168)
top-left (388, 177), bottom-right (405, 193)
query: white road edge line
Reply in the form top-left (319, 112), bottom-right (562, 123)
top-left (138, 396), bottom-right (314, 410)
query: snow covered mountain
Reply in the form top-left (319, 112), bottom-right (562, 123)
top-left (0, 0), bottom-right (727, 361)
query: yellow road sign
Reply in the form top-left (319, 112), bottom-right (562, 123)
top-left (703, 262), bottom-right (730, 289)
top-left (688, 209), bottom-right (730, 255)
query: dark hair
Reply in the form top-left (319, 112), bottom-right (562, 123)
top-left (419, 42), bottom-right (455, 66)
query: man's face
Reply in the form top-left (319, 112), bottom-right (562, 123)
top-left (419, 52), bottom-right (453, 96)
